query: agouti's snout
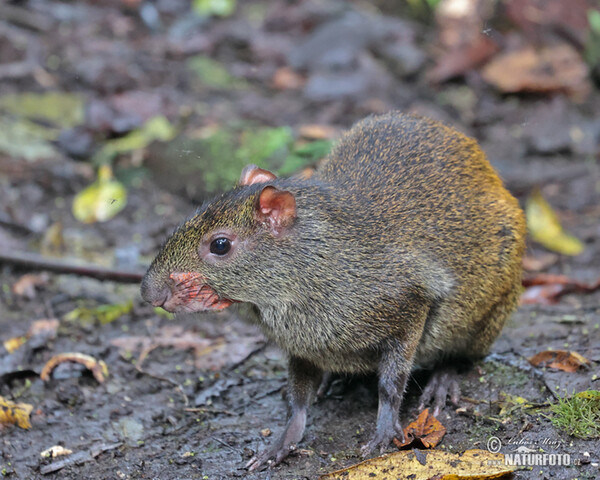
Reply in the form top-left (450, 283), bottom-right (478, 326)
top-left (140, 276), bottom-right (172, 308)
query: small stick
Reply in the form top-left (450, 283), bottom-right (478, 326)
top-left (0, 250), bottom-right (145, 283)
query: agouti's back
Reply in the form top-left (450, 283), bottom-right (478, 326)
top-left (317, 113), bottom-right (526, 365)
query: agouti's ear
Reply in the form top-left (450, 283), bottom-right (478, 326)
top-left (239, 164), bottom-right (277, 186)
top-left (256, 186), bottom-right (296, 236)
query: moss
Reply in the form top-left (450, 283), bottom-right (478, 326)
top-left (481, 360), bottom-right (530, 390)
top-left (549, 390), bottom-right (600, 439)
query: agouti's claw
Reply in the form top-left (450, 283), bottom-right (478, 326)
top-left (246, 444), bottom-right (295, 471)
top-left (361, 424), bottom-right (404, 458)
top-left (418, 368), bottom-right (461, 416)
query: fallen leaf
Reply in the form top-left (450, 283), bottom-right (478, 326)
top-left (41, 446), bottom-right (73, 458)
top-left (521, 273), bottom-right (600, 304)
top-left (525, 189), bottom-right (584, 256)
top-left (482, 44), bottom-right (591, 100)
top-left (272, 67), bottom-right (305, 90)
top-left (0, 92), bottom-right (84, 128)
top-left (528, 350), bottom-right (591, 372)
top-left (72, 165), bottom-right (127, 223)
top-left (504, 0), bottom-right (592, 47)
top-left (3, 336), bottom-right (27, 353)
top-left (40, 353), bottom-right (109, 383)
top-left (3, 318), bottom-right (59, 353)
top-left (298, 124), bottom-right (339, 140)
top-left (65, 301), bottom-right (133, 325)
top-left (0, 396), bottom-right (33, 429)
top-left (428, 35), bottom-right (498, 83)
top-left (27, 318), bottom-right (60, 338)
top-left (321, 448), bottom-right (514, 479)
top-left (497, 393), bottom-right (542, 417)
top-left (522, 253), bottom-right (558, 272)
top-left (12, 273), bottom-right (49, 298)
top-left (428, 0), bottom-right (499, 83)
top-left (393, 408), bottom-right (446, 449)
top-left (0, 116), bottom-right (58, 160)
top-left (193, 0), bottom-right (236, 17)
top-left (40, 443), bottom-right (122, 475)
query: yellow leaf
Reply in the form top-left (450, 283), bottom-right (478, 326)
top-left (72, 165), bottom-right (127, 223)
top-left (526, 190), bottom-right (584, 256)
top-left (3, 336), bottom-right (27, 353)
top-left (321, 449), bottom-right (514, 479)
top-left (0, 396), bottom-right (33, 429)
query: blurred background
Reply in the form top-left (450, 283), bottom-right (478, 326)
top-left (0, 0), bottom-right (598, 271)
top-left (1, 0), bottom-right (599, 478)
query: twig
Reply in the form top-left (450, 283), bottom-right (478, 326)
top-left (40, 442), bottom-right (122, 474)
top-left (0, 250), bottom-right (145, 283)
top-left (0, 4), bottom-right (54, 32)
top-left (135, 364), bottom-right (189, 407)
top-left (184, 407), bottom-right (237, 416)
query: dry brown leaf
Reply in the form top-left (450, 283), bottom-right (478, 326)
top-left (522, 253), bottom-right (558, 272)
top-left (12, 273), bottom-right (49, 298)
top-left (321, 448), bottom-right (514, 479)
top-left (27, 318), bottom-right (60, 338)
top-left (40, 352), bottom-right (109, 383)
top-left (428, 0), bottom-right (499, 83)
top-left (298, 124), bottom-right (339, 140)
top-left (393, 408), bottom-right (446, 449)
top-left (3, 318), bottom-right (59, 353)
top-left (504, 0), bottom-right (592, 46)
top-left (528, 350), bottom-right (591, 372)
top-left (521, 273), bottom-right (600, 305)
top-left (272, 67), bottom-right (305, 90)
top-left (428, 35), bottom-right (498, 83)
top-left (0, 396), bottom-right (33, 429)
top-left (482, 44), bottom-right (590, 100)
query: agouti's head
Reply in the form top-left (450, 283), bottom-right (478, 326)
top-left (141, 165), bottom-right (297, 313)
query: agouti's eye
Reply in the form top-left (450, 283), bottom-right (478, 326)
top-left (210, 237), bottom-right (231, 255)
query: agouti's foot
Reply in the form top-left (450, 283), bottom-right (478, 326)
top-left (418, 368), bottom-right (461, 417)
top-left (245, 442), bottom-right (296, 472)
top-left (360, 420), bottom-right (405, 457)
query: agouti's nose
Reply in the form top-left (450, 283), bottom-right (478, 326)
top-left (140, 279), bottom-right (172, 307)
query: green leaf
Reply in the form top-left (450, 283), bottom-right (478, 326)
top-left (0, 117), bottom-right (57, 160)
top-left (236, 126), bottom-right (293, 165)
top-left (0, 92), bottom-right (84, 128)
top-left (65, 300), bottom-right (133, 325)
top-left (279, 139), bottom-right (332, 176)
top-left (94, 116), bottom-right (177, 164)
top-left (72, 165), bottom-right (128, 223)
top-left (187, 56), bottom-right (244, 88)
top-left (526, 189), bottom-right (584, 256)
top-left (193, 0), bottom-right (236, 17)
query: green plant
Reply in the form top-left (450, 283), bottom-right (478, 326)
top-left (549, 390), bottom-right (600, 440)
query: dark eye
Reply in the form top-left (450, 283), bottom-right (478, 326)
top-left (210, 237), bottom-right (231, 255)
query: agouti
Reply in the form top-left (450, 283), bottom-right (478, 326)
top-left (141, 112), bottom-right (526, 470)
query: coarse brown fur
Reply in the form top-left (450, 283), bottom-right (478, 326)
top-left (141, 112), bottom-right (526, 468)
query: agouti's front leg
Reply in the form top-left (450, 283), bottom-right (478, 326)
top-left (361, 307), bottom-right (427, 456)
top-left (246, 357), bottom-right (322, 471)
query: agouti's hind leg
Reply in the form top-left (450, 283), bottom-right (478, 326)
top-left (417, 367), bottom-right (461, 417)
